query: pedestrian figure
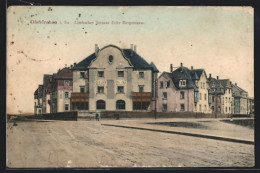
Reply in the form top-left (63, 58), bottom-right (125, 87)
top-left (95, 113), bottom-right (100, 121)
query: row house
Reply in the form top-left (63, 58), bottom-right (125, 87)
top-left (231, 83), bottom-right (249, 114)
top-left (71, 44), bottom-right (159, 112)
top-left (157, 63), bottom-right (211, 113)
top-left (34, 85), bottom-right (43, 115)
top-left (42, 74), bottom-right (52, 114)
top-left (49, 67), bottom-right (73, 113)
top-left (208, 75), bottom-right (233, 115)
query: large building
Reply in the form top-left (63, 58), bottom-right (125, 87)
top-left (157, 63), bottom-right (211, 113)
top-left (49, 67), bottom-right (73, 113)
top-left (71, 44), bottom-right (159, 112)
top-left (231, 83), bottom-right (249, 114)
top-left (208, 75), bottom-right (233, 115)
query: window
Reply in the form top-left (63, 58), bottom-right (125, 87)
top-left (201, 82), bottom-right (202, 88)
top-left (118, 71), bottom-right (124, 77)
top-left (163, 92), bottom-right (167, 99)
top-left (180, 104), bottom-right (185, 111)
top-left (108, 55), bottom-right (114, 63)
top-left (204, 105), bottom-right (207, 111)
top-left (139, 85), bottom-right (144, 92)
top-left (96, 100), bottom-right (105, 109)
top-left (139, 72), bottom-right (144, 78)
top-left (204, 94), bottom-right (207, 100)
top-left (225, 97), bottom-right (227, 103)
top-left (98, 86), bottom-right (104, 93)
top-left (212, 106), bottom-right (214, 111)
top-left (117, 86), bottom-right (124, 93)
top-left (160, 81), bottom-right (163, 88)
top-left (65, 92), bottom-right (69, 98)
top-left (80, 72), bottom-right (85, 78)
top-left (203, 83), bottom-right (205, 89)
top-left (60, 94), bottom-right (62, 99)
top-left (166, 81), bottom-right (170, 88)
top-left (116, 100), bottom-right (125, 109)
top-left (64, 80), bottom-right (70, 86)
top-left (199, 93), bottom-right (202, 100)
top-left (65, 104), bottom-right (69, 111)
top-left (194, 92), bottom-right (199, 102)
top-left (180, 91), bottom-right (185, 99)
top-left (226, 107), bottom-right (227, 112)
top-left (229, 97), bottom-right (231, 103)
top-left (98, 71), bottom-right (104, 77)
top-left (80, 86), bottom-right (85, 93)
top-left (199, 105), bottom-right (201, 111)
top-left (229, 107), bottom-right (230, 112)
top-left (162, 104), bottom-right (167, 112)
top-left (212, 96), bottom-right (215, 102)
top-left (179, 80), bottom-right (186, 87)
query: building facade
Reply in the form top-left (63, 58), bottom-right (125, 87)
top-left (50, 67), bottom-right (73, 113)
top-left (34, 85), bottom-right (43, 115)
top-left (208, 75), bottom-right (233, 115)
top-left (42, 74), bottom-right (52, 114)
top-left (157, 63), bottom-right (211, 113)
top-left (231, 83), bottom-right (249, 114)
top-left (71, 44), bottom-right (159, 112)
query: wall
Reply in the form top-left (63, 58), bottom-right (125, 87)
top-left (157, 73), bottom-right (194, 112)
top-left (73, 70), bottom-right (87, 92)
top-left (194, 71), bottom-right (211, 113)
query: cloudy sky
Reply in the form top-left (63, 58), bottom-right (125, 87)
top-left (7, 6), bottom-right (253, 114)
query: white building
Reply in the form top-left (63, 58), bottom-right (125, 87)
top-left (71, 44), bottom-right (159, 112)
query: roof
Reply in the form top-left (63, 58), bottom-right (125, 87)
top-left (73, 45), bottom-right (159, 72)
top-left (207, 77), bottom-right (225, 95)
top-left (43, 74), bottom-right (52, 93)
top-left (54, 67), bottom-right (73, 79)
top-left (189, 69), bottom-right (204, 80)
top-left (167, 66), bottom-right (199, 91)
top-left (231, 83), bottom-right (248, 98)
top-left (38, 85), bottom-right (43, 98)
top-left (218, 79), bottom-right (232, 89)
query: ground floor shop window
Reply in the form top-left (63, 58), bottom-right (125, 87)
top-left (72, 102), bottom-right (88, 110)
top-left (133, 102), bottom-right (150, 110)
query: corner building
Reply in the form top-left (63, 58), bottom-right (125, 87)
top-left (71, 44), bottom-right (159, 112)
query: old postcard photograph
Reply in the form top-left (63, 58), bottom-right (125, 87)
top-left (6, 6), bottom-right (254, 168)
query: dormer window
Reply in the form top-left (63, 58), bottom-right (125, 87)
top-left (179, 80), bottom-right (186, 87)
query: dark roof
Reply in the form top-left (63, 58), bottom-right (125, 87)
top-left (218, 79), bottom-right (231, 89)
top-left (54, 67), bottom-right (73, 79)
top-left (231, 83), bottom-right (247, 98)
top-left (34, 88), bottom-right (38, 96)
top-left (43, 75), bottom-right (52, 93)
top-left (189, 69), bottom-right (204, 80)
top-left (73, 45), bottom-right (159, 72)
top-left (207, 77), bottom-right (225, 95)
top-left (38, 85), bottom-right (43, 98)
top-left (168, 66), bottom-right (198, 91)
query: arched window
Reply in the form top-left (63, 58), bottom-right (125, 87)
top-left (96, 100), bottom-right (105, 109)
top-left (116, 100), bottom-right (125, 110)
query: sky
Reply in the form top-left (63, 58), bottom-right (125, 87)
top-left (6, 6), bottom-right (254, 114)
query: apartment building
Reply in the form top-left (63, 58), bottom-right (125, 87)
top-left (231, 83), bottom-right (249, 114)
top-left (71, 44), bottom-right (159, 112)
top-left (34, 85), bottom-right (43, 115)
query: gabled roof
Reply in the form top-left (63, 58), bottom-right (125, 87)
top-left (54, 67), bottom-right (73, 79)
top-left (167, 66), bottom-right (198, 91)
top-left (208, 77), bottom-right (225, 95)
top-left (218, 79), bottom-right (231, 89)
top-left (73, 45), bottom-right (159, 72)
top-left (231, 83), bottom-right (248, 98)
top-left (190, 69), bottom-right (204, 80)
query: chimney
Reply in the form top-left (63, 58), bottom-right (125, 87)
top-left (180, 62), bottom-right (183, 67)
top-left (95, 44), bottom-right (99, 56)
top-left (130, 44), bottom-right (133, 50)
top-left (70, 65), bottom-right (73, 68)
top-left (191, 66), bottom-right (193, 70)
top-left (134, 45), bottom-right (136, 52)
top-left (209, 73), bottom-right (211, 79)
top-left (235, 83), bottom-right (237, 86)
top-left (217, 76), bottom-right (219, 80)
top-left (74, 62), bottom-right (77, 66)
top-left (170, 64), bottom-right (173, 72)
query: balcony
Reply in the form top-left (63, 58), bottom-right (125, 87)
top-left (132, 92), bottom-right (152, 102)
top-left (71, 93), bottom-right (89, 102)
